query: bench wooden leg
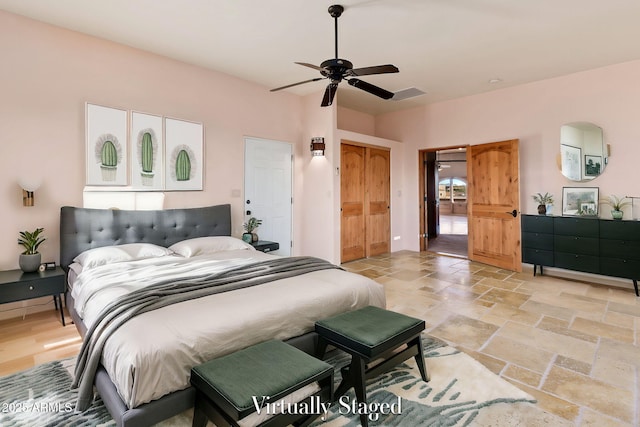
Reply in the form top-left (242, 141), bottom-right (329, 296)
top-left (412, 335), bottom-right (430, 382)
top-left (192, 395), bottom-right (210, 427)
top-left (315, 336), bottom-right (329, 359)
top-left (351, 356), bottom-right (369, 427)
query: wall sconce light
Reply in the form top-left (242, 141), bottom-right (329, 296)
top-left (19, 178), bottom-right (41, 207)
top-left (310, 137), bottom-right (325, 156)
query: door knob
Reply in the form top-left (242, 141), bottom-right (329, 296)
top-left (506, 209), bottom-right (518, 217)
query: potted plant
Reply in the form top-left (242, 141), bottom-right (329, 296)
top-left (242, 217), bottom-right (262, 243)
top-left (532, 192), bottom-right (554, 215)
top-left (600, 195), bottom-right (631, 220)
top-left (17, 227), bottom-right (45, 272)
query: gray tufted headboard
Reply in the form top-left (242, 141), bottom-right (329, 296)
top-left (59, 204), bottom-right (232, 271)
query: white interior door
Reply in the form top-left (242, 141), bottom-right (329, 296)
top-left (244, 137), bottom-right (292, 256)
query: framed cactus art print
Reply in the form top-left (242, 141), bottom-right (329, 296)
top-left (86, 103), bottom-right (128, 186)
top-left (164, 117), bottom-right (203, 191)
top-left (131, 111), bottom-right (164, 190)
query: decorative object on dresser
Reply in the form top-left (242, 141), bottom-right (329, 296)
top-left (600, 194), bottom-right (631, 220)
top-left (242, 216), bottom-right (262, 243)
top-left (629, 196), bottom-right (640, 220)
top-left (0, 267), bottom-right (66, 325)
top-left (521, 214), bottom-right (640, 296)
top-left (532, 192), bottom-right (554, 215)
top-left (561, 187), bottom-right (599, 216)
top-left (17, 228), bottom-right (45, 273)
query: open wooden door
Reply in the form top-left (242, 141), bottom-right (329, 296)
top-left (467, 139), bottom-right (522, 272)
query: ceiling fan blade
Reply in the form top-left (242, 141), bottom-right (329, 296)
top-left (349, 64), bottom-right (399, 77)
top-left (295, 62), bottom-right (325, 71)
top-left (347, 78), bottom-right (394, 100)
top-left (270, 78), bottom-right (324, 92)
top-left (321, 82), bottom-right (339, 107)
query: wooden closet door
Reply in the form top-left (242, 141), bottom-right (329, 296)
top-left (366, 147), bottom-right (390, 257)
top-left (341, 144), bottom-right (366, 262)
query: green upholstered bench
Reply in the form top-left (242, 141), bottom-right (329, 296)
top-left (315, 306), bottom-right (429, 427)
top-left (190, 340), bottom-right (333, 427)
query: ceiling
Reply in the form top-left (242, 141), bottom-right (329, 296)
top-left (3, 0), bottom-right (640, 115)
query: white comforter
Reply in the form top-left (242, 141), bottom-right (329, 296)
top-left (70, 251), bottom-right (386, 408)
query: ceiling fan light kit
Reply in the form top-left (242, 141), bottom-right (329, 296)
top-left (271, 4), bottom-right (399, 107)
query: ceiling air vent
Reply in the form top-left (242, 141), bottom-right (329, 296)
top-left (392, 87), bottom-right (426, 101)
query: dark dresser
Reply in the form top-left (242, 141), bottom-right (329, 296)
top-left (521, 214), bottom-right (639, 296)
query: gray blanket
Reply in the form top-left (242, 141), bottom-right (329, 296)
top-left (72, 256), bottom-right (341, 411)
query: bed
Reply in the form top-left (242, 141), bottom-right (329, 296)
top-left (60, 204), bottom-right (385, 427)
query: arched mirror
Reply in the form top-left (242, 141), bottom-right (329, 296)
top-left (560, 122), bottom-right (607, 181)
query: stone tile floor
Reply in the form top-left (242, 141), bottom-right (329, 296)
top-left (342, 251), bottom-right (640, 427)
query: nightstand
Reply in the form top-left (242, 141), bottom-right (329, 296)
top-left (251, 240), bottom-right (280, 253)
top-left (0, 267), bottom-right (67, 325)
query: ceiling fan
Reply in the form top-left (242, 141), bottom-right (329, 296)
top-left (270, 4), bottom-right (399, 107)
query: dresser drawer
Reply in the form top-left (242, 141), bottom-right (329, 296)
top-left (553, 217), bottom-right (598, 237)
top-left (0, 276), bottom-right (65, 304)
top-left (555, 252), bottom-right (600, 274)
top-left (600, 239), bottom-right (640, 260)
top-left (600, 220), bottom-right (640, 241)
top-left (600, 257), bottom-right (640, 279)
top-left (522, 215), bottom-right (554, 233)
top-left (522, 248), bottom-right (554, 266)
top-left (554, 235), bottom-right (598, 256)
top-left (522, 232), bottom-right (554, 250)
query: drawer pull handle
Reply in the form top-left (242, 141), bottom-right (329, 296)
top-left (29, 286), bottom-right (34, 290)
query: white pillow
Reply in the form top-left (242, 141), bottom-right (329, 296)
top-left (73, 243), bottom-right (175, 270)
top-left (169, 236), bottom-right (255, 257)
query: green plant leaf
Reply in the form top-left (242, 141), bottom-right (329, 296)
top-left (17, 227), bottom-right (45, 255)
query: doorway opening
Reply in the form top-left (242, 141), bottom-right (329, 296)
top-left (419, 147), bottom-right (468, 258)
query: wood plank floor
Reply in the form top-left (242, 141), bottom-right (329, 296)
top-left (0, 308), bottom-right (81, 377)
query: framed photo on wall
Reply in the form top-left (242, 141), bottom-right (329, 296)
top-left (86, 103), bottom-right (128, 186)
top-left (131, 112), bottom-right (164, 190)
top-left (562, 187), bottom-right (599, 216)
top-left (164, 117), bottom-right (204, 191)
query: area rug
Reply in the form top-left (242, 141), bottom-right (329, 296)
top-left (0, 337), bottom-right (564, 426)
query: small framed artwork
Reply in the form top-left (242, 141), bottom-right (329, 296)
top-left (560, 144), bottom-right (581, 181)
top-left (86, 103), bottom-right (128, 186)
top-left (562, 187), bottom-right (599, 216)
top-left (131, 112), bottom-right (164, 190)
top-left (584, 155), bottom-right (602, 177)
top-left (165, 117), bottom-right (204, 191)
